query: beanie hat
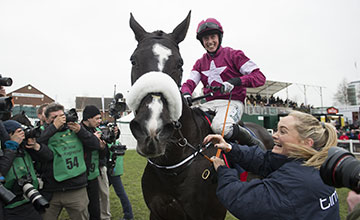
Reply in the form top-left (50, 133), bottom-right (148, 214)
top-left (83, 105), bottom-right (101, 121)
top-left (3, 120), bottom-right (22, 134)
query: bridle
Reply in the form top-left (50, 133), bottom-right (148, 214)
top-left (147, 120), bottom-right (211, 172)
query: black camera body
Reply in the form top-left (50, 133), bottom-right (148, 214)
top-left (0, 175), bottom-right (16, 204)
top-left (110, 144), bottom-right (127, 157)
top-left (320, 147), bottom-right (360, 193)
top-left (65, 108), bottom-right (78, 123)
top-left (0, 96), bottom-right (13, 121)
top-left (108, 93), bottom-right (127, 119)
top-left (99, 122), bottom-right (117, 144)
top-left (24, 126), bottom-right (42, 139)
top-left (17, 174), bottom-right (49, 212)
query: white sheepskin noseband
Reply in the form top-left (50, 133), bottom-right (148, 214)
top-left (126, 71), bottom-right (182, 121)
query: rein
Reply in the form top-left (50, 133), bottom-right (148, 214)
top-left (147, 121), bottom-right (212, 171)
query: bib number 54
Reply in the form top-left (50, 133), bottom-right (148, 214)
top-left (66, 157), bottom-right (79, 169)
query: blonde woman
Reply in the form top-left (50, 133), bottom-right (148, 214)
top-left (204, 111), bottom-right (340, 220)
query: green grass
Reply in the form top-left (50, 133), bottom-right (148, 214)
top-left (59, 150), bottom-right (350, 219)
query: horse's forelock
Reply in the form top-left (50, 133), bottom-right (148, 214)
top-left (127, 72), bottom-right (182, 121)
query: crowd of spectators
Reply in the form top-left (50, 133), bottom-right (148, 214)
top-left (245, 94), bottom-right (314, 112)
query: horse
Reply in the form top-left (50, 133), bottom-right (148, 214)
top-left (126, 11), bottom-right (273, 220)
top-left (10, 111), bottom-right (33, 127)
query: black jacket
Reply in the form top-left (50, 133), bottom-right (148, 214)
top-left (80, 121), bottom-right (102, 176)
top-left (37, 123), bottom-right (100, 192)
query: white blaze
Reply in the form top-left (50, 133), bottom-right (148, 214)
top-left (152, 43), bottom-right (172, 71)
top-left (146, 95), bottom-right (163, 137)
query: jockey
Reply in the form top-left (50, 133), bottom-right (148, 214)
top-left (181, 18), bottom-right (266, 146)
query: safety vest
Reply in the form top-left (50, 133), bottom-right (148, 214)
top-left (48, 129), bottom-right (86, 182)
top-left (87, 128), bottom-right (101, 180)
top-left (4, 152), bottom-right (38, 209)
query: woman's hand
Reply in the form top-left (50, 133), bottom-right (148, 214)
top-left (211, 156), bottom-right (225, 171)
top-left (203, 134), bottom-right (232, 152)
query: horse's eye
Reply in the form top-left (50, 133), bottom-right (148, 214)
top-left (177, 58), bottom-right (183, 69)
top-left (130, 56), bottom-right (137, 66)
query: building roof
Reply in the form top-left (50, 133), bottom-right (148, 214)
top-left (7, 84), bottom-right (54, 106)
top-left (246, 80), bottom-right (292, 96)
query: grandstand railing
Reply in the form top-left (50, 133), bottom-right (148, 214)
top-left (338, 140), bottom-right (360, 155)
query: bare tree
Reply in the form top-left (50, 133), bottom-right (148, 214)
top-left (333, 78), bottom-right (350, 105)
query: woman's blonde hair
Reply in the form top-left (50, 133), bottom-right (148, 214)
top-left (286, 111), bottom-right (338, 169)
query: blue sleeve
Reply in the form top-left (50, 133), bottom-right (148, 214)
top-left (4, 140), bottom-right (19, 150)
top-left (216, 166), bottom-right (283, 219)
top-left (225, 144), bottom-right (288, 177)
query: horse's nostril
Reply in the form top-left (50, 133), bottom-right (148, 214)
top-left (130, 120), bottom-right (146, 139)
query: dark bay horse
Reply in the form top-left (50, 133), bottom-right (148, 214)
top-left (127, 11), bottom-right (273, 220)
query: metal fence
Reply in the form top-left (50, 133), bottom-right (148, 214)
top-left (338, 140), bottom-right (360, 155)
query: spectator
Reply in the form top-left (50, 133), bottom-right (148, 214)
top-left (339, 132), bottom-right (350, 140)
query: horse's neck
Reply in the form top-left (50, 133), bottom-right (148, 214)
top-left (178, 102), bottom-right (210, 146)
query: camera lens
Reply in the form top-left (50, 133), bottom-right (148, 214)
top-left (0, 183), bottom-right (16, 204)
top-left (320, 147), bottom-right (360, 193)
top-left (22, 183), bottom-right (49, 211)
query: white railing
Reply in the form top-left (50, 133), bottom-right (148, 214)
top-left (337, 140), bottom-right (360, 155)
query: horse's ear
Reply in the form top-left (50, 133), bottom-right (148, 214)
top-left (130, 13), bottom-right (147, 42)
top-left (21, 111), bottom-right (25, 115)
top-left (170, 11), bottom-right (191, 44)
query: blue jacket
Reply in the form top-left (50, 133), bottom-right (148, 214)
top-left (217, 144), bottom-right (340, 220)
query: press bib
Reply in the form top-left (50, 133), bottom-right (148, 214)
top-left (48, 129), bottom-right (86, 182)
top-left (87, 150), bottom-right (100, 180)
top-left (4, 153), bottom-right (39, 209)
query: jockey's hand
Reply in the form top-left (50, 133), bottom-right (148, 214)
top-left (183, 93), bottom-right (192, 106)
top-left (221, 78), bottom-right (242, 94)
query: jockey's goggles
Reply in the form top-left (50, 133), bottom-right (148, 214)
top-left (197, 22), bottom-right (221, 34)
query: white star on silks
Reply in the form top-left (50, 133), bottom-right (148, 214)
top-left (202, 60), bottom-right (227, 85)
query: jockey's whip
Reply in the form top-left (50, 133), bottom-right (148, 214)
top-left (216, 92), bottom-right (232, 158)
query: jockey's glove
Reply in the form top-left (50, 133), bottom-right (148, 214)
top-left (183, 93), bottom-right (192, 106)
top-left (221, 77), bottom-right (242, 94)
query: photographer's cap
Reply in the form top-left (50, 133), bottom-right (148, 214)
top-left (3, 120), bottom-right (22, 133)
top-left (83, 105), bottom-right (100, 121)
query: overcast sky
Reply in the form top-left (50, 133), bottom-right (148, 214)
top-left (0, 0), bottom-right (359, 109)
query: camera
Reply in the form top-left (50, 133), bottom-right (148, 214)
top-left (65, 108), bottom-right (78, 123)
top-left (0, 96), bottom-right (13, 121)
top-left (24, 126), bottom-right (42, 139)
top-left (110, 144), bottom-right (127, 156)
top-left (108, 93), bottom-right (127, 119)
top-left (99, 121), bottom-right (117, 144)
top-left (17, 174), bottom-right (49, 212)
top-left (320, 147), bottom-right (360, 193)
top-left (107, 144), bottom-right (127, 175)
top-left (0, 74), bottom-right (13, 87)
top-left (0, 175), bottom-right (16, 204)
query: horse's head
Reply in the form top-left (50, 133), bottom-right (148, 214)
top-left (129, 11), bottom-right (190, 86)
top-left (127, 12), bottom-right (190, 158)
top-left (10, 111), bottom-right (33, 127)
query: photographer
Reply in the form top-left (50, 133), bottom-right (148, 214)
top-left (37, 103), bottom-right (100, 220)
top-left (2, 120), bottom-right (50, 220)
top-left (204, 111), bottom-right (340, 219)
top-left (80, 105), bottom-right (104, 220)
top-left (105, 126), bottom-right (133, 220)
